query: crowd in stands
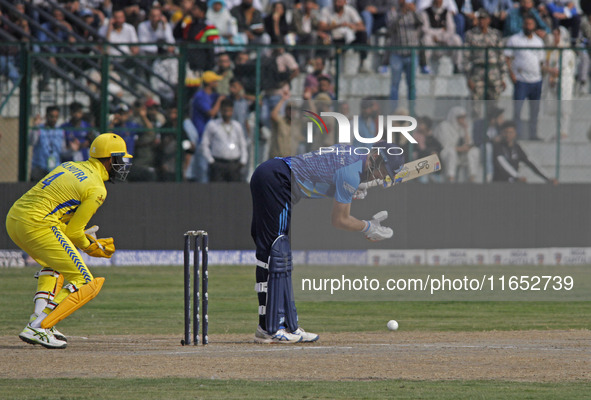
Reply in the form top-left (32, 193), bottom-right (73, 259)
top-left (3, 0), bottom-right (589, 183)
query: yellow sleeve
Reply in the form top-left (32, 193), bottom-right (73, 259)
top-left (64, 187), bottom-right (107, 249)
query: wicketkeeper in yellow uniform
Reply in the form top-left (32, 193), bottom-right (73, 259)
top-left (6, 133), bottom-right (132, 349)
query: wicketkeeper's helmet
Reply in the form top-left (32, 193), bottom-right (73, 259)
top-left (90, 133), bottom-right (133, 181)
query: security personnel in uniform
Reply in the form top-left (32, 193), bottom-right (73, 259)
top-left (464, 9), bottom-right (508, 101)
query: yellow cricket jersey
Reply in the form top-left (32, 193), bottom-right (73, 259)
top-left (8, 158), bottom-right (109, 250)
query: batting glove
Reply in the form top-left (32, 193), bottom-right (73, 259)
top-left (361, 211), bottom-right (393, 242)
top-left (353, 187), bottom-right (367, 200)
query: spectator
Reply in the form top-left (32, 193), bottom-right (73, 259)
top-left (137, 6), bottom-right (176, 55)
top-left (503, 0), bottom-right (549, 38)
top-left (231, 0), bottom-right (268, 45)
top-left (293, 0), bottom-right (326, 65)
top-left (99, 9), bottom-right (140, 57)
top-left (543, 26), bottom-right (575, 140)
top-left (264, 1), bottom-right (293, 44)
top-left (200, 98), bottom-right (248, 181)
top-left (0, 8), bottom-right (25, 85)
top-left (357, 0), bottom-right (390, 41)
top-left (157, 106), bottom-right (188, 181)
top-left (421, 0), bottom-right (464, 74)
top-left (412, 116), bottom-right (443, 182)
top-left (121, 0), bottom-right (145, 28)
top-left (125, 100), bottom-right (159, 181)
top-left (505, 15), bottom-right (546, 140)
top-left (214, 52), bottom-right (234, 96)
top-left (99, 9), bottom-right (142, 89)
top-left (387, 0), bottom-right (423, 108)
top-left (545, 0), bottom-right (580, 45)
top-left (472, 105), bottom-right (505, 182)
top-left (463, 9), bottom-right (507, 101)
top-left (173, 0), bottom-right (219, 72)
top-left (434, 106), bottom-right (480, 182)
top-left (453, 0), bottom-right (480, 40)
top-left (303, 56), bottom-right (330, 95)
top-left (314, 74), bottom-right (335, 99)
top-left (493, 120), bottom-right (557, 183)
top-left (170, 0), bottom-right (195, 27)
top-left (479, 0), bottom-right (513, 31)
top-left (109, 103), bottom-right (139, 159)
top-left (261, 47), bottom-right (299, 129)
top-left (207, 0), bottom-right (244, 50)
top-left (577, 13), bottom-right (591, 96)
top-left (319, 0), bottom-right (369, 73)
top-left (229, 78), bottom-right (252, 134)
top-left (60, 102), bottom-right (94, 162)
top-left (76, 9), bottom-right (102, 58)
top-left (190, 70), bottom-right (226, 182)
top-left (269, 88), bottom-right (294, 157)
top-left (414, 116), bottom-right (443, 157)
top-left (29, 106), bottom-right (66, 182)
top-left (37, 8), bottom-right (77, 91)
top-left (234, 50), bottom-right (251, 66)
top-left (146, 98), bottom-right (167, 127)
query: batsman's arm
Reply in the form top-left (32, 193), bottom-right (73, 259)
top-left (64, 188), bottom-right (106, 249)
top-left (331, 200), bottom-right (367, 232)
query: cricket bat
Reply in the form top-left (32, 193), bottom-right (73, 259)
top-left (362, 154), bottom-right (442, 189)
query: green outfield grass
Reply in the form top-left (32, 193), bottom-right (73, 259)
top-left (1, 378), bottom-right (591, 400)
top-left (1, 265), bottom-right (590, 335)
top-left (1, 265), bottom-right (590, 400)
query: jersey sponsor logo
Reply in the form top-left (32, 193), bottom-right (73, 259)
top-left (343, 181), bottom-right (356, 195)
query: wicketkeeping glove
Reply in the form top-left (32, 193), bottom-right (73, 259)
top-left (361, 211), bottom-right (393, 242)
top-left (83, 225), bottom-right (115, 258)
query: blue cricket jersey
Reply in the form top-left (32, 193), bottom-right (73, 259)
top-left (282, 144), bottom-right (366, 204)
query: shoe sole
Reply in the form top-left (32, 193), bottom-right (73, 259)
top-left (299, 335), bottom-right (319, 343)
top-left (52, 333), bottom-right (68, 342)
top-left (254, 336), bottom-right (303, 344)
top-left (19, 334), bottom-right (67, 349)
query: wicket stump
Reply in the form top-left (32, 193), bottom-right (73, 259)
top-left (182, 230), bottom-right (208, 346)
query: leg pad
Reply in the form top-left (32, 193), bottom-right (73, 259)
top-left (266, 236), bottom-right (298, 333)
top-left (41, 277), bottom-right (105, 329)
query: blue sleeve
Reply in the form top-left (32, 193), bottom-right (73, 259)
top-left (194, 92), bottom-right (216, 115)
top-left (333, 162), bottom-right (361, 204)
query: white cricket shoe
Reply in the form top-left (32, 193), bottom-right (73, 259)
top-left (19, 325), bottom-right (67, 349)
top-left (292, 327), bottom-right (319, 342)
top-left (254, 325), bottom-right (302, 344)
top-left (49, 326), bottom-right (67, 342)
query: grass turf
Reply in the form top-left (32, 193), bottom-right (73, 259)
top-left (1, 265), bottom-right (590, 335)
top-left (1, 378), bottom-right (591, 400)
top-left (1, 265), bottom-right (590, 399)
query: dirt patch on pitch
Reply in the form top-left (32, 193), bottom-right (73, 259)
top-left (1, 330), bottom-right (589, 382)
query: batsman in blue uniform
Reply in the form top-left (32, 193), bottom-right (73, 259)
top-left (250, 143), bottom-right (404, 343)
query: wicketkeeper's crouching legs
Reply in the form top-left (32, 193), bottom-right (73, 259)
top-left (7, 220), bottom-right (107, 348)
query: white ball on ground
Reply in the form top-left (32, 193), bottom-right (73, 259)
top-left (387, 320), bottom-right (398, 331)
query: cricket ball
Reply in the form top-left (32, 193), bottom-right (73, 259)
top-left (387, 320), bottom-right (399, 331)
